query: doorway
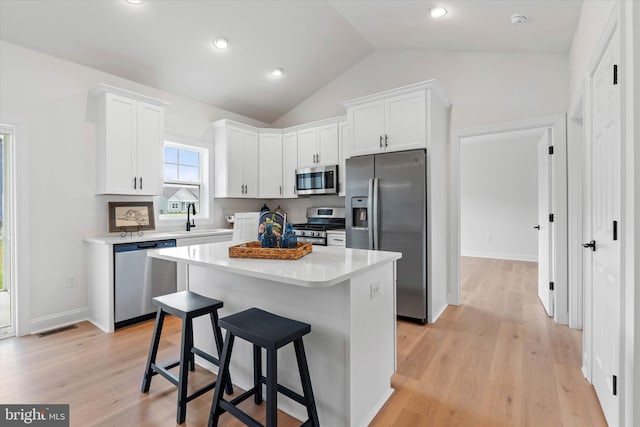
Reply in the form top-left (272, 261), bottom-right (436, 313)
top-left (450, 115), bottom-right (569, 325)
top-left (0, 127), bottom-right (14, 338)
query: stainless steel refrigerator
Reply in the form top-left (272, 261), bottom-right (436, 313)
top-left (346, 149), bottom-right (428, 323)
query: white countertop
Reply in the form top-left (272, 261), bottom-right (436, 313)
top-left (148, 241), bottom-right (401, 288)
top-left (85, 228), bottom-right (232, 244)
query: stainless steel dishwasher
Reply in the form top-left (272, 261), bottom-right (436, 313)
top-left (114, 239), bottom-right (177, 328)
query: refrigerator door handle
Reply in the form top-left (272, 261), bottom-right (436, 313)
top-left (372, 177), bottom-right (380, 250)
top-left (367, 178), bottom-right (374, 249)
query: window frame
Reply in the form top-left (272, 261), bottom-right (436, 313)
top-left (158, 139), bottom-right (211, 223)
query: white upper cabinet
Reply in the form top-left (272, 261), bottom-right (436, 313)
top-left (259, 132), bottom-right (283, 198)
top-left (282, 132), bottom-right (298, 198)
top-left (213, 120), bottom-right (259, 198)
top-left (297, 120), bottom-right (340, 168)
top-left (92, 84), bottom-right (168, 195)
top-left (343, 81), bottom-right (450, 157)
top-left (297, 127), bottom-right (317, 168)
top-left (349, 100), bottom-right (385, 156)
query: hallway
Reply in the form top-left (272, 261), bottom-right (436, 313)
top-left (371, 257), bottom-right (607, 426)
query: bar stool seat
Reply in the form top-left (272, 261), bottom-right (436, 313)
top-left (208, 308), bottom-right (319, 427)
top-left (141, 291), bottom-right (233, 424)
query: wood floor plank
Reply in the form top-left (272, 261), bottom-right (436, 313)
top-left (1, 257), bottom-right (607, 426)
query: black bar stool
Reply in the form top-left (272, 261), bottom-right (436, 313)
top-left (208, 307), bottom-right (319, 427)
top-left (141, 290), bottom-right (234, 424)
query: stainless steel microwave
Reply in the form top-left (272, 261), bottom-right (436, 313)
top-left (295, 165), bottom-right (338, 195)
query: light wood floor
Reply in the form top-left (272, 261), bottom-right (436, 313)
top-left (0, 257), bottom-right (607, 426)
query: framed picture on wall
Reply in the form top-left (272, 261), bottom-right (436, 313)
top-left (108, 201), bottom-right (156, 233)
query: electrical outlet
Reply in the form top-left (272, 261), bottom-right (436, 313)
top-left (67, 274), bottom-right (77, 288)
top-left (370, 281), bottom-right (381, 299)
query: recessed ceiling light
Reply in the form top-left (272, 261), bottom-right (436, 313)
top-left (270, 68), bottom-right (284, 78)
top-left (126, 0), bottom-right (145, 4)
top-left (429, 7), bottom-right (448, 18)
top-left (213, 38), bottom-right (230, 49)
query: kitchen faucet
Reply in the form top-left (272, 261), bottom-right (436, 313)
top-left (186, 203), bottom-right (196, 231)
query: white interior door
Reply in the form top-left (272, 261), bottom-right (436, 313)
top-left (537, 132), bottom-right (553, 316)
top-left (589, 28), bottom-right (620, 427)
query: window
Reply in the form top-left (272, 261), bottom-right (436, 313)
top-left (159, 142), bottom-right (208, 219)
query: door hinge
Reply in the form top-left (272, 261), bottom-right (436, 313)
top-left (613, 375), bottom-right (617, 395)
top-left (548, 146), bottom-right (554, 155)
top-left (549, 213), bottom-right (555, 223)
top-left (549, 282), bottom-right (554, 291)
top-left (613, 64), bottom-right (618, 85)
top-left (613, 220), bottom-right (618, 241)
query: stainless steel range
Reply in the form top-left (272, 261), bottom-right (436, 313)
top-left (292, 207), bottom-right (345, 246)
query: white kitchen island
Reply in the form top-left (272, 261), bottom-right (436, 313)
top-left (148, 242), bottom-right (401, 427)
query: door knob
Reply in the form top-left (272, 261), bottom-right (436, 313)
top-left (533, 225), bottom-right (541, 230)
top-left (582, 240), bottom-right (596, 251)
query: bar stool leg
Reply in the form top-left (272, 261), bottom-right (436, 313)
top-left (253, 344), bottom-right (263, 404)
top-left (209, 331), bottom-right (235, 427)
top-left (210, 311), bottom-right (234, 395)
top-left (265, 348), bottom-right (278, 427)
top-left (141, 309), bottom-right (165, 393)
top-left (294, 339), bottom-right (320, 427)
top-left (176, 317), bottom-right (192, 424)
top-left (188, 323), bottom-right (195, 372)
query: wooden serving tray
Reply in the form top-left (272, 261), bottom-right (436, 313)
top-left (228, 241), bottom-right (313, 260)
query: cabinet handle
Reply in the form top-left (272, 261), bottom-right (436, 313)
top-left (279, 185), bottom-right (282, 195)
top-left (379, 135), bottom-right (383, 148)
top-left (244, 184), bottom-right (248, 194)
top-left (133, 177), bottom-right (137, 189)
top-left (139, 176), bottom-right (143, 189)
top-left (384, 135), bottom-right (388, 147)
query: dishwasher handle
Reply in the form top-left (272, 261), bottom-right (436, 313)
top-left (137, 242), bottom-right (158, 249)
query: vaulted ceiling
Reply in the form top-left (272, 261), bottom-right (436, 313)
top-left (0, 0), bottom-right (583, 123)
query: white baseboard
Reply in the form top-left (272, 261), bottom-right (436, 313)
top-left (30, 307), bottom-right (88, 334)
top-left (461, 250), bottom-right (537, 262)
top-left (430, 303), bottom-right (448, 323)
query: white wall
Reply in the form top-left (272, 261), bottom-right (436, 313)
top-left (568, 0), bottom-right (618, 104)
top-left (460, 133), bottom-right (541, 261)
top-left (272, 50), bottom-right (569, 129)
top-left (0, 41), bottom-right (267, 333)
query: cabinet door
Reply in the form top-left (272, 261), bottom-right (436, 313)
top-left (259, 133), bottom-right (283, 198)
top-left (243, 130), bottom-right (260, 198)
top-left (136, 102), bottom-right (164, 195)
top-left (104, 94), bottom-right (137, 194)
top-left (227, 127), bottom-right (245, 197)
top-left (317, 122), bottom-right (339, 166)
top-left (384, 90), bottom-right (426, 152)
top-left (282, 132), bottom-right (298, 198)
top-left (297, 127), bottom-right (317, 168)
top-left (350, 100), bottom-right (385, 156)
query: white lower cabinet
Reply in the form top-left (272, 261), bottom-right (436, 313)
top-left (327, 231), bottom-right (346, 247)
top-left (176, 234), bottom-right (232, 291)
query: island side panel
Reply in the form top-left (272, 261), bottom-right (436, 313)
top-left (348, 262), bottom-right (396, 427)
top-left (85, 241), bottom-right (114, 333)
top-left (188, 264), bottom-right (351, 427)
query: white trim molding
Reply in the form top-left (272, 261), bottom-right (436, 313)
top-left (30, 307), bottom-right (89, 335)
